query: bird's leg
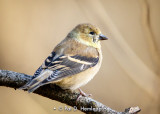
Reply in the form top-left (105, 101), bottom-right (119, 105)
top-left (76, 88), bottom-right (92, 105)
top-left (78, 88), bottom-right (92, 97)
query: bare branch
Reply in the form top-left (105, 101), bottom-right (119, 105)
top-left (0, 70), bottom-right (141, 114)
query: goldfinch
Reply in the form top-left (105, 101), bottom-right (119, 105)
top-left (20, 23), bottom-right (108, 93)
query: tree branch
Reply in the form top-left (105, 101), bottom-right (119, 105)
top-left (0, 70), bottom-right (140, 114)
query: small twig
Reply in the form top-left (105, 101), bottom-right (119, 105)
top-left (0, 70), bottom-right (141, 114)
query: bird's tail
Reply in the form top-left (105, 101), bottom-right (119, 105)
top-left (19, 78), bottom-right (43, 93)
top-left (27, 83), bottom-right (42, 93)
top-left (19, 69), bottom-right (53, 92)
top-left (19, 79), bottom-right (38, 89)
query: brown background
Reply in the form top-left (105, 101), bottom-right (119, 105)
top-left (0, 0), bottom-right (160, 114)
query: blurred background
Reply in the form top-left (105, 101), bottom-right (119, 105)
top-left (0, 0), bottom-right (160, 114)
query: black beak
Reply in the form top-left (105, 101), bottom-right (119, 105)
top-left (99, 34), bottom-right (108, 40)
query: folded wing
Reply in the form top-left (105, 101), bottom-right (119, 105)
top-left (20, 51), bottom-right (99, 92)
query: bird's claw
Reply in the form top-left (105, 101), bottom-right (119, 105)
top-left (76, 88), bottom-right (92, 105)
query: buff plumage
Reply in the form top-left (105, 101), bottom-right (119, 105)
top-left (20, 23), bottom-right (108, 93)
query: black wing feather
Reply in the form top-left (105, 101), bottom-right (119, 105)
top-left (24, 52), bottom-right (99, 92)
top-left (40, 55), bottom-right (99, 84)
top-left (33, 52), bottom-right (57, 78)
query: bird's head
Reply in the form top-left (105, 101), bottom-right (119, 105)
top-left (68, 23), bottom-right (108, 48)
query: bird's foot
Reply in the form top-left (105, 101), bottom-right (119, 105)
top-left (78, 88), bottom-right (92, 97)
top-left (76, 88), bottom-right (92, 105)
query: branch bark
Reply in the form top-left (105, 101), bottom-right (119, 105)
top-left (0, 70), bottom-right (140, 114)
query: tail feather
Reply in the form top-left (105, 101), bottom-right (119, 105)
top-left (19, 79), bottom-right (38, 90)
top-left (28, 83), bottom-right (42, 93)
top-left (19, 82), bottom-right (31, 90)
top-left (19, 85), bottom-right (28, 90)
top-left (19, 69), bottom-right (53, 92)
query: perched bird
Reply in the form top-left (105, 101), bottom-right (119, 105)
top-left (20, 23), bottom-right (108, 94)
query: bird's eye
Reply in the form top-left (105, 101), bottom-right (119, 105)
top-left (89, 32), bottom-right (95, 35)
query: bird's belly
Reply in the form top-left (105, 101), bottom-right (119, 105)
top-left (55, 63), bottom-right (101, 90)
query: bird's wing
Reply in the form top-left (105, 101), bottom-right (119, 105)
top-left (40, 52), bottom-right (99, 84)
top-left (31, 51), bottom-right (57, 79)
top-left (25, 51), bottom-right (99, 92)
top-left (19, 52), bottom-right (56, 90)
